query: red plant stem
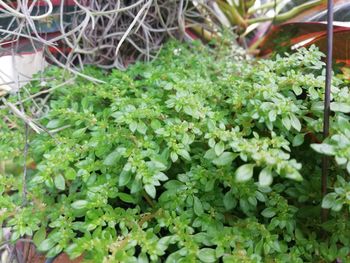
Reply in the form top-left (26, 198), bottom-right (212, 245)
top-left (322, 0), bottom-right (333, 222)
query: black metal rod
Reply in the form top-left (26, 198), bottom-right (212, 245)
top-left (321, 0), bottom-right (334, 222)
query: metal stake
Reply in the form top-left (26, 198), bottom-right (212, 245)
top-left (322, 0), bottom-right (334, 222)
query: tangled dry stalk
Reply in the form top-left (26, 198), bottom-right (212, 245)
top-left (0, 0), bottom-right (200, 138)
top-left (0, 0), bottom-right (236, 135)
top-left (0, 0), bottom-right (227, 130)
top-left (0, 0), bottom-right (203, 73)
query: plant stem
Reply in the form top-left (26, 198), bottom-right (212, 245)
top-left (216, 0), bottom-right (247, 28)
top-left (247, 16), bottom-right (274, 25)
top-left (248, 0), bottom-right (282, 15)
top-left (274, 0), bottom-right (326, 23)
top-left (238, 0), bottom-right (245, 14)
top-left (143, 192), bottom-right (155, 208)
top-left (248, 0), bottom-right (326, 25)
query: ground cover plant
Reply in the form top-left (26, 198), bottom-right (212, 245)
top-left (1, 41), bottom-right (350, 262)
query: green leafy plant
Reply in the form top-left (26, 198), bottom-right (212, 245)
top-left (189, 0), bottom-right (350, 69)
top-left (1, 41), bottom-right (350, 262)
top-left (188, 1), bottom-right (327, 43)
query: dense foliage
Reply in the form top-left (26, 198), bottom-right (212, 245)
top-left (1, 41), bottom-right (350, 262)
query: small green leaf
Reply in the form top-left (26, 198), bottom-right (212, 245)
top-left (155, 172), bottom-right (168, 181)
top-left (33, 227), bottom-right (46, 246)
top-left (117, 193), bottom-right (135, 203)
top-left (204, 149), bottom-right (216, 160)
top-left (178, 149), bottom-right (191, 161)
top-left (151, 119), bottom-right (161, 130)
top-left (207, 120), bottom-right (215, 131)
top-left (290, 114), bottom-right (301, 131)
top-left (235, 164), bottom-right (255, 182)
top-left (208, 138), bottom-right (216, 148)
top-left (119, 170), bottom-right (132, 186)
top-left (145, 184), bottom-right (156, 198)
top-left (138, 253), bottom-right (149, 263)
top-left (292, 134), bottom-right (304, 147)
top-left (193, 196), bottom-right (204, 216)
top-left (72, 128), bottom-right (86, 138)
top-left (261, 207), bottom-right (276, 218)
top-left (170, 152), bottom-right (178, 162)
top-left (268, 110), bottom-right (277, 122)
top-left (197, 248), bottom-right (216, 263)
top-left (71, 200), bottom-right (88, 210)
top-left (214, 141), bottom-right (225, 156)
top-left (285, 170), bottom-right (303, 181)
top-left (292, 85), bottom-right (302, 96)
top-left (215, 246), bottom-right (224, 258)
top-left (65, 244), bottom-right (80, 259)
top-left (223, 255), bottom-right (236, 263)
top-left (38, 238), bottom-right (56, 252)
top-left (259, 168), bottom-right (273, 187)
top-left (149, 161), bottom-right (166, 174)
top-left (137, 121), bottom-right (148, 134)
top-left (223, 191), bottom-right (237, 210)
top-left (129, 121), bottom-right (138, 133)
top-left (46, 119), bottom-right (61, 129)
top-left (54, 174), bottom-right (65, 190)
top-left (311, 143), bottom-right (335, 155)
top-left (166, 251), bottom-right (182, 263)
top-left (282, 116), bottom-right (291, 130)
top-left (47, 245), bottom-right (62, 258)
top-left (332, 198), bottom-right (343, 212)
top-left (213, 152), bottom-right (236, 166)
top-left (103, 151), bottom-right (121, 166)
top-left (183, 106), bottom-right (193, 115)
top-left (182, 133), bottom-right (190, 145)
top-left (65, 167), bottom-right (76, 180)
top-left (131, 179), bottom-right (142, 194)
top-left (311, 101), bottom-right (324, 111)
top-left (10, 231), bottom-right (20, 242)
top-left (322, 193), bottom-right (337, 209)
top-left (335, 156), bottom-right (347, 165)
top-left (330, 102), bottom-right (350, 113)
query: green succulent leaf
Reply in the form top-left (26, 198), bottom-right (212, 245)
top-left (38, 238), bottom-right (56, 252)
top-left (330, 102), bottom-right (350, 113)
top-left (322, 193), bottom-right (338, 209)
top-left (197, 248), bottom-right (217, 263)
top-left (193, 196), bottom-right (204, 216)
top-left (103, 150), bottom-right (122, 166)
top-left (71, 200), bottom-right (89, 210)
top-left (235, 164), bottom-right (255, 182)
top-left (145, 184), bottom-right (156, 198)
top-left (54, 174), bottom-right (65, 190)
top-left (259, 168), bottom-right (273, 187)
top-left (213, 152), bottom-right (236, 166)
top-left (261, 207), bottom-right (276, 218)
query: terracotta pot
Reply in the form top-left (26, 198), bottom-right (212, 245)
top-left (20, 243), bottom-right (83, 263)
